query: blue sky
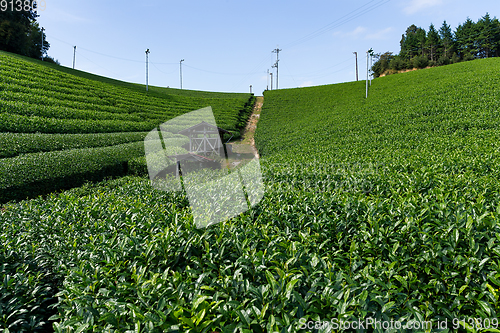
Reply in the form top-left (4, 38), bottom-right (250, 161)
top-left (38, 0), bottom-right (498, 94)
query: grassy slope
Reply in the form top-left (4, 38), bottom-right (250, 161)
top-left (0, 50), bottom-right (254, 202)
top-left (2, 58), bottom-right (500, 331)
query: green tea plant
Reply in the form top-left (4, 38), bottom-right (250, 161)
top-left (0, 132), bottom-right (149, 158)
top-left (3, 54), bottom-right (500, 332)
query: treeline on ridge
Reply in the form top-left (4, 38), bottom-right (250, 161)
top-left (371, 13), bottom-right (500, 77)
top-left (0, 4), bottom-right (57, 63)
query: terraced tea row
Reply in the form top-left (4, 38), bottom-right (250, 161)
top-left (0, 51), bottom-right (254, 135)
top-left (0, 132), bottom-right (149, 158)
top-left (0, 51), bottom-right (255, 202)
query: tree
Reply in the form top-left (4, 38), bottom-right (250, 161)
top-left (0, 4), bottom-right (49, 59)
top-left (415, 28), bottom-right (427, 56)
top-left (400, 25), bottom-right (420, 59)
top-left (455, 18), bottom-right (479, 59)
top-left (494, 17), bottom-right (500, 57)
top-left (371, 52), bottom-right (394, 77)
top-left (426, 23), bottom-right (441, 61)
top-left (477, 13), bottom-right (495, 58)
top-left (439, 20), bottom-right (455, 59)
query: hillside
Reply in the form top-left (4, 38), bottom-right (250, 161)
top-left (255, 58), bottom-right (500, 326)
top-left (1, 57), bottom-right (500, 331)
top-left (0, 50), bottom-right (254, 202)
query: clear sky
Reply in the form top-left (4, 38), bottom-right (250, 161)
top-left (37, 0), bottom-right (498, 95)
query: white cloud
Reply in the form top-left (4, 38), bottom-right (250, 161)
top-left (347, 26), bottom-right (367, 37)
top-left (334, 26), bottom-right (393, 40)
top-left (403, 0), bottom-right (444, 15)
top-left (334, 26), bottom-right (367, 39)
top-left (299, 81), bottom-right (313, 88)
top-left (365, 27), bottom-right (394, 40)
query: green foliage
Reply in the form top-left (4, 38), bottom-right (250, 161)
top-left (0, 4), bottom-right (47, 60)
top-left (0, 51), bottom-right (254, 135)
top-left (0, 132), bottom-right (149, 158)
top-left (252, 58), bottom-right (500, 329)
top-left (0, 251), bottom-right (58, 332)
top-left (426, 23), bottom-right (441, 61)
top-left (0, 142), bottom-right (146, 203)
top-left (412, 55), bottom-right (429, 68)
top-left (1, 58), bottom-right (500, 331)
top-left (379, 13), bottom-right (500, 76)
top-left (0, 51), bottom-right (255, 200)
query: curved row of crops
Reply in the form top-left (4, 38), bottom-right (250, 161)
top-left (0, 51), bottom-right (254, 203)
top-left (2, 55), bottom-right (500, 331)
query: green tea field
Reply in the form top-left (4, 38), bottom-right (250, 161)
top-left (2, 50), bottom-right (500, 332)
top-left (0, 51), bottom-right (254, 204)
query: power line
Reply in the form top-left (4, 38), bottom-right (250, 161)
top-left (74, 50), bottom-right (119, 76)
top-left (150, 61), bottom-right (177, 75)
top-left (283, 0), bottom-right (391, 49)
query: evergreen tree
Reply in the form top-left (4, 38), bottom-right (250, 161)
top-left (416, 28), bottom-right (427, 57)
top-left (477, 13), bottom-right (495, 58)
top-left (426, 23), bottom-right (441, 61)
top-left (494, 17), bottom-right (500, 57)
top-left (400, 25), bottom-right (420, 59)
top-left (439, 20), bottom-right (455, 59)
top-left (455, 18), bottom-right (479, 59)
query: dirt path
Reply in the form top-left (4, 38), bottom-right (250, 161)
top-left (229, 96), bottom-right (263, 158)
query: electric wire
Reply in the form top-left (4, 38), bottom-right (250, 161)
top-left (283, 0), bottom-right (391, 49)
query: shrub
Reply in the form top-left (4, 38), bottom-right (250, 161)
top-left (437, 56), bottom-right (450, 66)
top-left (451, 53), bottom-right (461, 64)
top-left (389, 57), bottom-right (405, 71)
top-left (42, 56), bottom-right (60, 65)
top-left (412, 55), bottom-right (429, 68)
top-left (463, 52), bottom-right (474, 61)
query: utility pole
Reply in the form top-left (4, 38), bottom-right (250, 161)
top-left (145, 49), bottom-right (150, 92)
top-left (180, 59), bottom-right (184, 89)
top-left (353, 52), bottom-right (358, 81)
top-left (272, 47), bottom-right (281, 89)
top-left (366, 48), bottom-right (373, 98)
top-left (250, 85), bottom-right (252, 94)
top-left (266, 69), bottom-right (269, 90)
top-left (73, 46), bottom-right (76, 69)
top-left (366, 50), bottom-right (369, 98)
top-left (271, 62), bottom-right (277, 89)
top-left (370, 53), bottom-right (373, 86)
top-left (41, 27), bottom-right (44, 61)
